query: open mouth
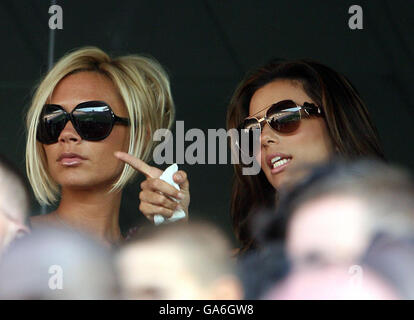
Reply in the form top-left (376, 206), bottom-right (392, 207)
top-left (270, 155), bottom-right (292, 169)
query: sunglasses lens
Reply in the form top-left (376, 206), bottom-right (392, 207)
top-left (267, 102), bottom-right (301, 133)
top-left (72, 104), bottom-right (113, 141)
top-left (37, 105), bottom-right (68, 144)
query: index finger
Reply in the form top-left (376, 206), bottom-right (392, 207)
top-left (114, 151), bottom-right (162, 178)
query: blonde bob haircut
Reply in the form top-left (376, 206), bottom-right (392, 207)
top-left (26, 46), bottom-right (175, 205)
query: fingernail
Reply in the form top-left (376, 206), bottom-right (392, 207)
top-left (177, 192), bottom-right (185, 200)
top-left (175, 173), bottom-right (183, 181)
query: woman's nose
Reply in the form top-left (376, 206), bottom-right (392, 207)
top-left (260, 122), bottom-right (280, 147)
top-left (58, 121), bottom-right (81, 143)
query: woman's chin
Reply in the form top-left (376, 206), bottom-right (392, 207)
top-left (57, 174), bottom-right (122, 191)
top-left (266, 172), bottom-right (283, 190)
top-left (267, 163), bottom-right (315, 191)
top-left (269, 172), bottom-right (297, 191)
top-left (56, 176), bottom-right (104, 190)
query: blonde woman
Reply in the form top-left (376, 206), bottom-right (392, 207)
top-left (26, 46), bottom-right (183, 246)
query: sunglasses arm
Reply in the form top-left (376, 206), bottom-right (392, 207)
top-left (115, 116), bottom-right (130, 126)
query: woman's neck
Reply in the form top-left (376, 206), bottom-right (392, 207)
top-left (54, 186), bottom-right (123, 247)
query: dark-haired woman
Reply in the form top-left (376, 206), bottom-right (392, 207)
top-left (134, 59), bottom-right (385, 253)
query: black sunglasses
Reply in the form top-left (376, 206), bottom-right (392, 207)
top-left (37, 100), bottom-right (130, 144)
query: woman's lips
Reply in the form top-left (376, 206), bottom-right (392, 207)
top-left (266, 153), bottom-right (293, 174)
top-left (57, 153), bottom-right (87, 167)
top-left (60, 157), bottom-right (84, 166)
top-left (270, 158), bottom-right (291, 174)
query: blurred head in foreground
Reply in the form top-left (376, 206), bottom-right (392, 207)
top-left (0, 155), bottom-right (30, 256)
top-left (237, 242), bottom-right (290, 299)
top-left (117, 221), bottom-right (242, 300)
top-left (264, 264), bottom-right (399, 300)
top-left (264, 234), bottom-right (414, 300)
top-left (361, 233), bottom-right (414, 299)
top-left (261, 159), bottom-right (414, 267)
top-left (0, 226), bottom-right (118, 299)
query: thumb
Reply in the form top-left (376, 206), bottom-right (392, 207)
top-left (174, 170), bottom-right (189, 192)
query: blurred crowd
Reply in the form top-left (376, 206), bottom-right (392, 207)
top-left (0, 155), bottom-right (413, 300)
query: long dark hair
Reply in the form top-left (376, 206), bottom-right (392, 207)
top-left (226, 59), bottom-right (385, 253)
